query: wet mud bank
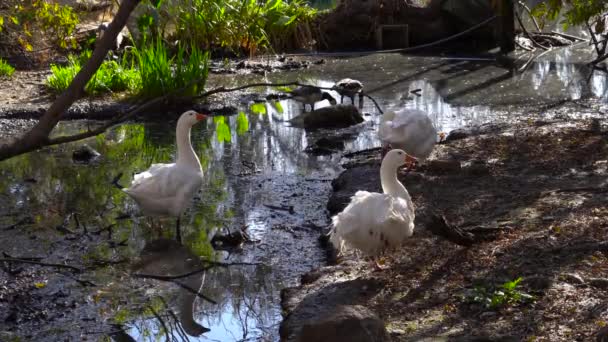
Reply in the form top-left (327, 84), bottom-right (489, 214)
top-left (280, 114), bottom-right (608, 341)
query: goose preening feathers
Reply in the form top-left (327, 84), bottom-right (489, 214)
top-left (123, 110), bottom-right (207, 242)
top-left (378, 108), bottom-right (438, 168)
top-left (329, 149), bottom-right (415, 269)
top-left (290, 85), bottom-right (337, 111)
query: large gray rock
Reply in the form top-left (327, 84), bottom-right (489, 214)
top-left (290, 105), bottom-right (364, 129)
top-left (297, 305), bottom-right (391, 342)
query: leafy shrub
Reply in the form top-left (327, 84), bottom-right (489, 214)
top-left (163, 0), bottom-right (317, 55)
top-left (0, 58), bottom-right (15, 77)
top-left (532, 0), bottom-right (607, 29)
top-left (0, 0), bottom-right (80, 51)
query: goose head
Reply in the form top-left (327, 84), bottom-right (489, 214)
top-left (322, 92), bottom-right (337, 105)
top-left (382, 149), bottom-right (408, 170)
top-left (178, 110), bottom-right (208, 128)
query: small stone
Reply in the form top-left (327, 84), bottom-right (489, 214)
top-left (588, 278), bottom-right (608, 289)
top-left (561, 273), bottom-right (585, 285)
top-left (479, 311), bottom-right (497, 320)
top-left (296, 305), bottom-right (390, 342)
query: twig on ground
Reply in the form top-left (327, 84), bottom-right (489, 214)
top-left (515, 9), bottom-right (549, 50)
top-left (133, 260), bottom-right (260, 281)
top-left (517, 1), bottom-right (541, 32)
top-left (133, 273), bottom-right (217, 304)
top-left (264, 204), bottom-right (295, 214)
top-left (148, 305), bottom-right (171, 342)
top-left (0, 257), bottom-right (82, 272)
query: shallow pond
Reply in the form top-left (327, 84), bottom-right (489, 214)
top-left (1, 45), bottom-right (607, 342)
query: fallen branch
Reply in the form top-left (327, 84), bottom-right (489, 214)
top-left (0, 0), bottom-right (141, 161)
top-left (0, 257), bottom-right (82, 272)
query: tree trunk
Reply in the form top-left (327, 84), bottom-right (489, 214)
top-left (0, 0), bottom-right (141, 162)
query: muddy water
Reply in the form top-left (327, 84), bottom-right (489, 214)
top-left (1, 44), bottom-right (607, 342)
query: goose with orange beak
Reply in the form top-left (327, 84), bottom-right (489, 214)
top-left (123, 110), bottom-right (208, 242)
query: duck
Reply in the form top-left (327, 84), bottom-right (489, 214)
top-left (378, 108), bottom-right (440, 169)
top-left (332, 78), bottom-right (364, 105)
top-left (290, 85), bottom-right (337, 111)
top-left (123, 110), bottom-right (207, 242)
top-left (329, 149), bottom-right (415, 269)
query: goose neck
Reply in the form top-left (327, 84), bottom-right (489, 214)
top-left (176, 124), bottom-right (201, 169)
top-left (380, 162), bottom-right (410, 201)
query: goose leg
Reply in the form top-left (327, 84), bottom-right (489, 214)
top-left (358, 94), bottom-right (364, 109)
top-left (311, 103), bottom-right (315, 111)
top-left (175, 216), bottom-right (182, 243)
top-left (340, 95), bottom-right (344, 104)
top-left (350, 95), bottom-right (355, 105)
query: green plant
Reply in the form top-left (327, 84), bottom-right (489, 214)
top-left (467, 277), bottom-right (534, 309)
top-left (46, 51), bottom-right (140, 95)
top-left (165, 0), bottom-right (317, 55)
top-left (0, 0), bottom-right (79, 51)
top-left (0, 58), bottom-right (15, 77)
top-left (130, 40), bottom-right (209, 98)
top-left (532, 0), bottom-right (607, 29)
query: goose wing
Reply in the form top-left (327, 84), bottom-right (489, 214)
top-left (330, 191), bottom-right (414, 255)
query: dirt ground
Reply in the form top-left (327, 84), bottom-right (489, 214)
top-left (283, 116), bottom-right (608, 341)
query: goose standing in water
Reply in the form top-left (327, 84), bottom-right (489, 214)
top-left (378, 108), bottom-right (439, 169)
top-left (332, 78), bottom-right (364, 106)
top-left (329, 149), bottom-right (415, 269)
top-left (290, 85), bottom-right (337, 111)
top-left (123, 110), bottom-right (207, 242)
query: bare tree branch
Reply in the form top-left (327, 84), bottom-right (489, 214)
top-left (0, 0), bottom-right (141, 161)
top-left (6, 80), bottom-right (385, 157)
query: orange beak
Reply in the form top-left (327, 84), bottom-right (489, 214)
top-left (196, 113), bottom-right (207, 121)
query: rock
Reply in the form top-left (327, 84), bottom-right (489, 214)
top-left (446, 123), bottom-right (507, 142)
top-left (305, 137), bottom-right (346, 155)
top-left (211, 229), bottom-right (248, 249)
top-left (280, 277), bottom-right (384, 342)
top-left (289, 105), bottom-right (364, 129)
top-left (296, 305), bottom-right (390, 342)
top-left (588, 278), bottom-right (608, 289)
top-left (560, 272), bottom-right (585, 285)
top-left (72, 144), bottom-right (101, 163)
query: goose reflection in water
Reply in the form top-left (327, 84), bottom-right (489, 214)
top-left (131, 238), bottom-right (211, 338)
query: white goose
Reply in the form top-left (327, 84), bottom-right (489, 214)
top-left (329, 149), bottom-right (415, 269)
top-left (123, 110), bottom-right (207, 242)
top-left (378, 108), bottom-right (440, 169)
